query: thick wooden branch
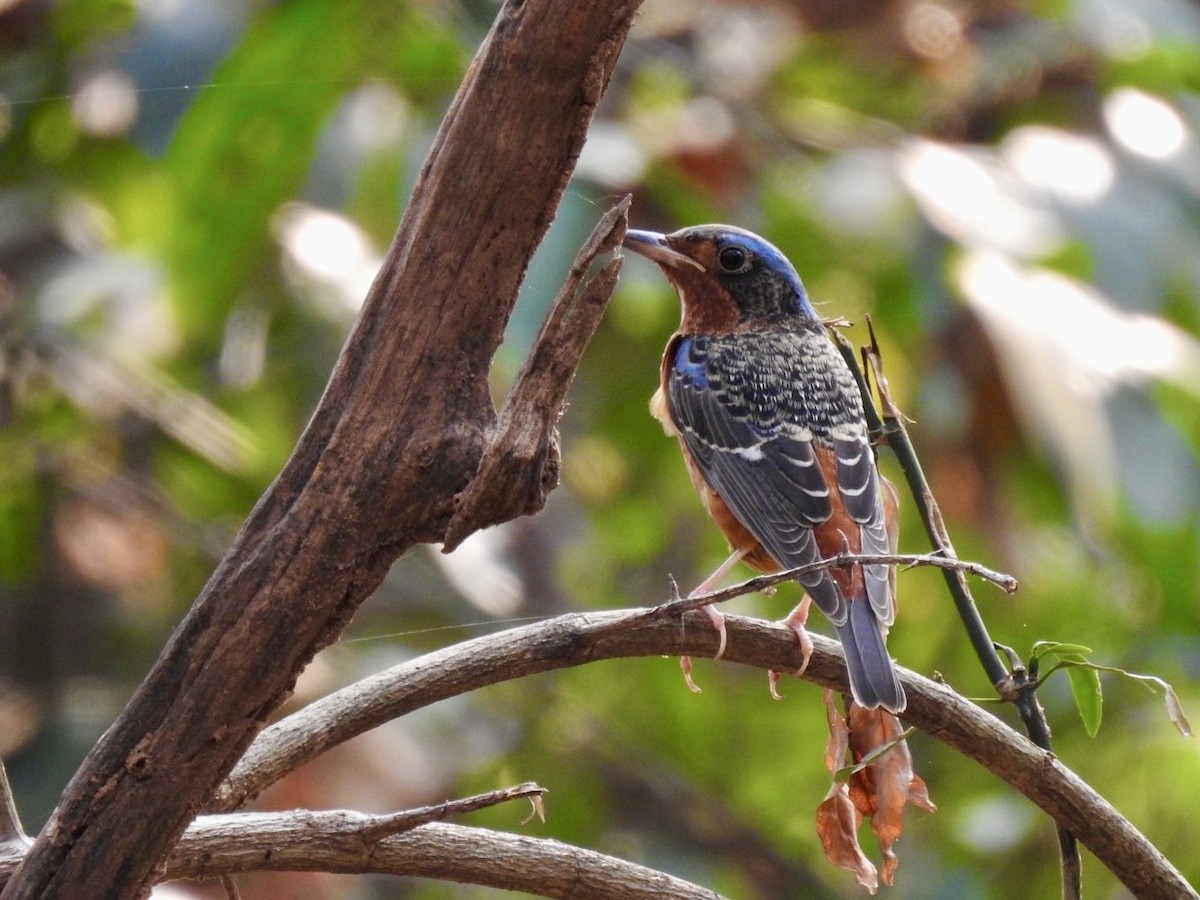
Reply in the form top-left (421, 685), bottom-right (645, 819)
top-left (209, 609), bottom-right (1194, 899)
top-left (0, 1), bottom-right (641, 896)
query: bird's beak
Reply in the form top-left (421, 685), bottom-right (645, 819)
top-left (624, 229), bottom-right (706, 272)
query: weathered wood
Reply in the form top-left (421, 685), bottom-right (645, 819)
top-left (170, 819), bottom-right (725, 899)
top-left (443, 196), bottom-right (630, 550)
top-left (0, 0), bottom-right (639, 896)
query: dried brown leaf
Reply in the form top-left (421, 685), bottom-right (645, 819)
top-left (816, 785), bottom-right (878, 894)
top-left (836, 702), bottom-right (936, 886)
top-left (848, 766), bottom-right (876, 819)
top-left (908, 774), bottom-right (937, 814)
top-left (823, 689), bottom-right (850, 773)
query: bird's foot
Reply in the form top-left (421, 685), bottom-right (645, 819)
top-left (768, 597), bottom-right (814, 700)
top-left (783, 596), bottom-right (814, 674)
top-left (700, 601), bottom-right (728, 659)
top-left (679, 601), bottom-right (727, 693)
top-left (685, 549), bottom-right (742, 660)
top-left (674, 550), bottom-right (743, 693)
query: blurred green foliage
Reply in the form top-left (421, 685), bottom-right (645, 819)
top-left (2, 0), bottom-right (1199, 898)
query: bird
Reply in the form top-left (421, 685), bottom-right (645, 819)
top-left (624, 224), bottom-right (906, 714)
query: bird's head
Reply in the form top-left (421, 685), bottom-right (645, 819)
top-left (624, 225), bottom-right (817, 333)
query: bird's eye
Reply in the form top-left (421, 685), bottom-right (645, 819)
top-left (717, 244), bottom-right (749, 273)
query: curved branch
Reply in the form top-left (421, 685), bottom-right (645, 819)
top-left (212, 609), bottom-right (1194, 899)
top-left (167, 819), bottom-right (722, 899)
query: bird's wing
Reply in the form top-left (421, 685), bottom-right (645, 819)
top-left (832, 434), bottom-right (895, 627)
top-left (666, 331), bottom-right (890, 626)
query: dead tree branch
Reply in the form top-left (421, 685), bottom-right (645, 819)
top-left (169, 820), bottom-right (723, 899)
top-left (0, 0), bottom-right (640, 895)
top-left (443, 196), bottom-right (630, 549)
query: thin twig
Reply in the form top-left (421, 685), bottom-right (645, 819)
top-left (355, 783), bottom-right (547, 841)
top-left (650, 550), bottom-right (1017, 619)
top-left (831, 324), bottom-right (1011, 692)
top-left (0, 762), bottom-right (27, 850)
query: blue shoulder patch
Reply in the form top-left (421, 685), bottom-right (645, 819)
top-left (671, 337), bottom-right (708, 387)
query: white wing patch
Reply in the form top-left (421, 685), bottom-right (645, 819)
top-left (731, 444), bottom-right (765, 461)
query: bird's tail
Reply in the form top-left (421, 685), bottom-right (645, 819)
top-left (835, 599), bottom-right (906, 714)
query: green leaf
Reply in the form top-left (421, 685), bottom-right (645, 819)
top-left (1029, 640), bottom-right (1093, 662)
top-left (1065, 665), bottom-right (1103, 737)
top-left (1045, 658), bottom-right (1192, 739)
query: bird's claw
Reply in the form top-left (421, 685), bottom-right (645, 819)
top-left (674, 549), bottom-right (745, 693)
top-left (768, 669), bottom-right (784, 700)
top-left (783, 597), bottom-right (814, 673)
top-left (680, 655), bottom-right (703, 693)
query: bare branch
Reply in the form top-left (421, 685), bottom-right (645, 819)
top-left (0, 779), bottom-right (717, 896)
top-left (164, 819), bottom-right (724, 898)
top-left (851, 320), bottom-right (1082, 898)
top-left (443, 195), bottom-right (631, 550)
top-left (208, 610), bottom-right (1193, 899)
top-left (0, 810), bottom-right (724, 898)
top-left (830, 324), bottom-right (1011, 691)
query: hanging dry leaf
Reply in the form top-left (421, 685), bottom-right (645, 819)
top-left (818, 691), bottom-right (879, 892)
top-left (818, 691), bottom-right (935, 889)
top-left (824, 687), bottom-right (851, 771)
top-left (816, 784), bottom-right (879, 893)
top-left (849, 703), bottom-right (937, 885)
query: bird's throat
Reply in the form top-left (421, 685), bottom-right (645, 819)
top-left (674, 279), bottom-right (741, 335)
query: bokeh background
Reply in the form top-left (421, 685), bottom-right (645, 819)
top-left (2, 0), bottom-right (1199, 897)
